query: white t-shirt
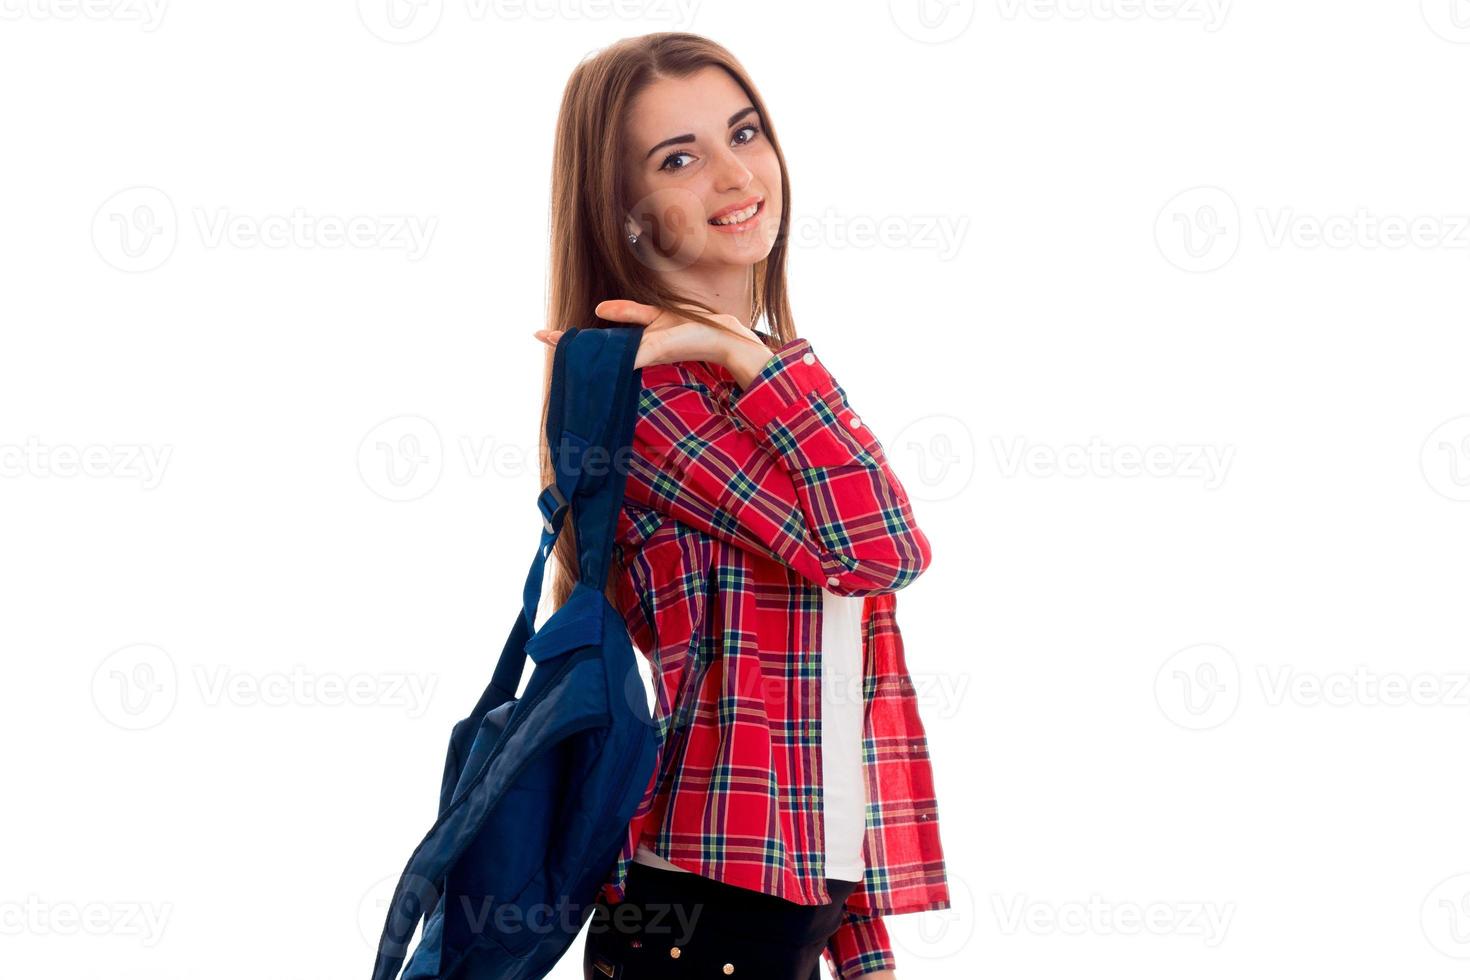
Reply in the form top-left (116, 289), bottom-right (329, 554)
top-left (817, 588), bottom-right (869, 881)
top-left (633, 588), bottom-right (868, 883)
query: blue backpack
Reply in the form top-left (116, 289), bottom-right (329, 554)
top-left (371, 326), bottom-right (659, 980)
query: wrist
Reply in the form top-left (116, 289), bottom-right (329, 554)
top-left (721, 333), bottom-right (776, 389)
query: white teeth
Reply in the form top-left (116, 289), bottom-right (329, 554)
top-left (710, 202), bottom-right (759, 225)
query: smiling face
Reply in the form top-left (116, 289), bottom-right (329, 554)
top-left (620, 65), bottom-right (783, 277)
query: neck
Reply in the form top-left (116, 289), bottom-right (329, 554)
top-left (658, 264), bottom-right (756, 329)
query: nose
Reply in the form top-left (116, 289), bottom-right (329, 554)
top-left (709, 145), bottom-right (753, 194)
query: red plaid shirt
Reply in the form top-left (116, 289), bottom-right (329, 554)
top-left (595, 335), bottom-right (951, 979)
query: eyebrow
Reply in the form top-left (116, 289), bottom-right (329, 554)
top-left (643, 106), bottom-right (758, 161)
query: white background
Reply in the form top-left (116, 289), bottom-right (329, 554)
top-left (3, 1), bottom-right (1470, 978)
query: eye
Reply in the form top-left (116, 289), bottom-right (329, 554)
top-left (657, 124), bottom-right (762, 173)
top-left (658, 150), bottom-right (695, 173)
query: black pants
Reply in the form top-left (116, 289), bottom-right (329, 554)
top-left (582, 862), bottom-right (859, 980)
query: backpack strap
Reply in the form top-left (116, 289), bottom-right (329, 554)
top-left (491, 325), bottom-right (643, 704)
top-left (559, 325), bottom-right (645, 592)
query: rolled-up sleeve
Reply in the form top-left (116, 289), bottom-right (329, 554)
top-left (822, 908), bottom-right (896, 979)
top-left (625, 335), bottom-right (932, 597)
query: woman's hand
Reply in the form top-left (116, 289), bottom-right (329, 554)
top-left (532, 300), bottom-right (774, 388)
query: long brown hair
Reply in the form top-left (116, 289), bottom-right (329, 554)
top-left (539, 32), bottom-right (797, 614)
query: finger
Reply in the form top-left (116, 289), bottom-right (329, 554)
top-left (594, 299), bottom-right (662, 325)
top-left (532, 329), bottom-right (563, 346)
top-left (631, 329), bottom-right (663, 369)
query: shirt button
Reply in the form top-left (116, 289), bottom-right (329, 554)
top-left (801, 352), bottom-right (816, 365)
top-left (669, 946), bottom-right (681, 959)
top-left (723, 965), bottom-right (736, 975)
top-left (827, 575), bottom-right (840, 586)
top-left (848, 415), bottom-right (862, 428)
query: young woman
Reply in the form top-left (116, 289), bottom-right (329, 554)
top-left (532, 32), bottom-right (950, 980)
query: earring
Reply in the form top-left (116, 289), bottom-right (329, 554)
top-left (626, 231), bottom-right (639, 246)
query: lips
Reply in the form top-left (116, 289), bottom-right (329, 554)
top-left (709, 197), bottom-right (763, 226)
